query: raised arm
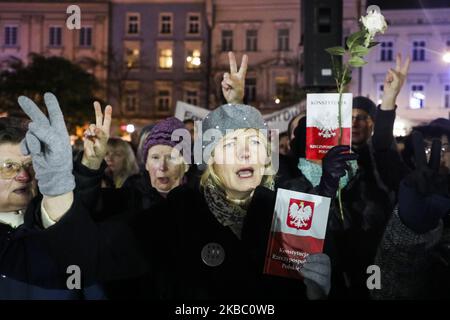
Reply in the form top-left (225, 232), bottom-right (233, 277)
top-left (222, 52), bottom-right (248, 105)
top-left (18, 93), bottom-right (75, 222)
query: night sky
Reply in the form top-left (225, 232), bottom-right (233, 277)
top-left (367, 0), bottom-right (450, 10)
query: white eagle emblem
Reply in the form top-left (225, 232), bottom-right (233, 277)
top-left (314, 112), bottom-right (338, 139)
top-left (288, 202), bottom-right (313, 229)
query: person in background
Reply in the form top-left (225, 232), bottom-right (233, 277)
top-left (0, 97), bottom-right (106, 299)
top-left (374, 131), bottom-right (450, 299)
top-left (103, 137), bottom-right (139, 188)
top-left (183, 118), bottom-right (195, 143)
top-left (279, 131), bottom-right (290, 156)
top-left (136, 124), bottom-right (156, 170)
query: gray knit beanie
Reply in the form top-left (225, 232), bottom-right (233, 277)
top-left (200, 103), bottom-right (268, 164)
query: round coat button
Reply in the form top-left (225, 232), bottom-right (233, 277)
top-left (201, 242), bottom-right (225, 267)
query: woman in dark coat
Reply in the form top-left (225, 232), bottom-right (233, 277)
top-left (77, 101), bottom-right (356, 299)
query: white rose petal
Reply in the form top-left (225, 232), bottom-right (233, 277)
top-left (360, 11), bottom-right (387, 37)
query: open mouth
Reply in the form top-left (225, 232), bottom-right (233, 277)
top-left (13, 187), bottom-right (28, 195)
top-left (236, 168), bottom-right (254, 179)
top-left (157, 177), bottom-right (170, 184)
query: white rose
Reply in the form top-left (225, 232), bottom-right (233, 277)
top-left (360, 11), bottom-right (387, 36)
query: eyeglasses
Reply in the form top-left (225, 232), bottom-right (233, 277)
top-left (0, 160), bottom-right (34, 179)
top-left (352, 115), bottom-right (369, 122)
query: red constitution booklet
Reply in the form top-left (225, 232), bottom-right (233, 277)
top-left (264, 188), bottom-right (331, 279)
top-left (306, 93), bottom-right (352, 160)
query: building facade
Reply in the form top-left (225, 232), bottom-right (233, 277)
top-left (110, 0), bottom-right (210, 126)
top-left (210, 0), bottom-right (301, 112)
top-left (361, 4), bottom-right (450, 125)
top-left (0, 0), bottom-right (109, 98)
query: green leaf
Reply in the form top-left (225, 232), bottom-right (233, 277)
top-left (351, 45), bottom-right (369, 56)
top-left (368, 41), bottom-right (380, 48)
top-left (348, 56), bottom-right (367, 68)
top-left (346, 30), bottom-right (366, 50)
top-left (325, 46), bottom-right (345, 56)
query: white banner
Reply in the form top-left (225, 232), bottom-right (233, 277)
top-left (175, 100), bottom-right (305, 133)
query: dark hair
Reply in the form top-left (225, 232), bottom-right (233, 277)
top-left (0, 117), bottom-right (27, 146)
top-left (287, 114), bottom-right (302, 141)
top-left (279, 131), bottom-right (288, 138)
top-left (183, 119), bottom-right (194, 125)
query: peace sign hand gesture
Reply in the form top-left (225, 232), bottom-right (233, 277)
top-left (81, 102), bottom-right (112, 170)
top-left (398, 131), bottom-right (450, 234)
top-left (221, 52), bottom-right (248, 105)
top-left (381, 53), bottom-right (411, 110)
top-left (18, 92), bottom-right (75, 196)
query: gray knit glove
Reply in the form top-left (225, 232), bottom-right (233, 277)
top-left (300, 253), bottom-right (331, 300)
top-left (18, 92), bottom-right (75, 196)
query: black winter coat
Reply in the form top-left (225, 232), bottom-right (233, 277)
top-left (74, 158), bottom-right (309, 299)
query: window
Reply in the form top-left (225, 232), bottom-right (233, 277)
top-left (158, 41), bottom-right (173, 70)
top-left (380, 41), bottom-right (393, 61)
top-left (277, 29), bottom-right (290, 51)
top-left (376, 83), bottom-right (384, 105)
top-left (79, 27), bottom-right (92, 47)
top-left (412, 41), bottom-right (426, 61)
top-left (157, 90), bottom-right (171, 112)
top-left (49, 26), bottom-right (62, 47)
top-left (275, 77), bottom-right (290, 99)
top-left (186, 49), bottom-right (201, 69)
top-left (245, 78), bottom-right (257, 102)
top-left (127, 13), bottom-right (140, 35)
top-left (185, 90), bottom-right (199, 105)
top-left (159, 49), bottom-right (173, 69)
top-left (124, 41), bottom-right (140, 68)
top-left (160, 13), bottom-right (173, 35)
top-left (445, 84), bottom-right (450, 109)
top-left (123, 81), bottom-right (139, 113)
top-left (246, 30), bottom-right (258, 52)
top-left (185, 41), bottom-right (202, 70)
top-left (4, 26), bottom-right (18, 46)
top-left (221, 30), bottom-right (233, 52)
top-left (187, 13), bottom-right (200, 35)
top-left (410, 84), bottom-right (425, 109)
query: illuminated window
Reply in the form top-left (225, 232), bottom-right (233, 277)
top-left (410, 84), bottom-right (425, 109)
top-left (158, 42), bottom-right (173, 70)
top-left (376, 83), bottom-right (384, 105)
top-left (186, 49), bottom-right (201, 69)
top-left (124, 41), bottom-right (140, 68)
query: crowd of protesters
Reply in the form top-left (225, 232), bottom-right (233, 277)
top-left (0, 51), bottom-right (449, 300)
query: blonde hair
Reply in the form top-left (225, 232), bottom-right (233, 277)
top-left (200, 128), bottom-right (274, 192)
top-left (106, 138), bottom-right (139, 188)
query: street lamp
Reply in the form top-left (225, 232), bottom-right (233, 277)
top-left (443, 51), bottom-right (450, 64)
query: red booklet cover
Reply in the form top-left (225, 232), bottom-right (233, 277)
top-left (306, 93), bottom-right (352, 160)
top-left (264, 188), bottom-right (331, 280)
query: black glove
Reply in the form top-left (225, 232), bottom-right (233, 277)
top-left (398, 131), bottom-right (450, 234)
top-left (318, 145), bottom-right (358, 198)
